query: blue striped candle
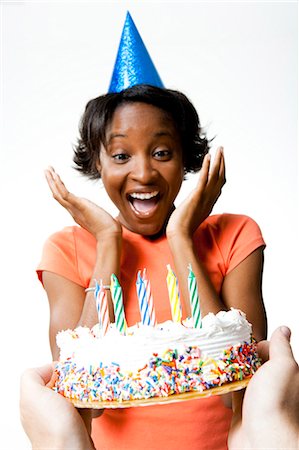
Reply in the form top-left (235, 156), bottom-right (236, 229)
top-left (142, 268), bottom-right (157, 326)
top-left (136, 270), bottom-right (151, 325)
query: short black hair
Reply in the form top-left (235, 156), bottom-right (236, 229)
top-left (73, 84), bottom-right (210, 179)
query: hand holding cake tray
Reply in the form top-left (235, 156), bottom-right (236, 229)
top-left (50, 268), bottom-right (261, 409)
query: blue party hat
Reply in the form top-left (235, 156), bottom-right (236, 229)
top-left (108, 12), bottom-right (164, 93)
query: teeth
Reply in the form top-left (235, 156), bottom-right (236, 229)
top-left (130, 191), bottom-right (159, 200)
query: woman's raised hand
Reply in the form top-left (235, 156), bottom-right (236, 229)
top-left (166, 147), bottom-right (226, 240)
top-left (45, 167), bottom-right (122, 240)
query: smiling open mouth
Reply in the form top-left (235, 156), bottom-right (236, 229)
top-left (128, 191), bottom-right (160, 215)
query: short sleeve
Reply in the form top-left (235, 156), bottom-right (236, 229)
top-left (36, 226), bottom-right (83, 286)
top-left (216, 214), bottom-right (266, 274)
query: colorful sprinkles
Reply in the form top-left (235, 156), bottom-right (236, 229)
top-left (53, 340), bottom-right (261, 403)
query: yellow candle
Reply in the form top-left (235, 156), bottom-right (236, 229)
top-left (166, 264), bottom-right (182, 322)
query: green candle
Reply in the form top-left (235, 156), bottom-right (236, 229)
top-left (188, 264), bottom-right (202, 328)
top-left (110, 274), bottom-right (127, 334)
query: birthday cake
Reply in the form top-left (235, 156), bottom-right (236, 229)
top-left (52, 308), bottom-right (261, 407)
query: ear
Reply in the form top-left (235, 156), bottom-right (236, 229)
top-left (95, 160), bottom-right (101, 174)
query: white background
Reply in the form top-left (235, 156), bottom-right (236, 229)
top-left (1, 1), bottom-right (298, 448)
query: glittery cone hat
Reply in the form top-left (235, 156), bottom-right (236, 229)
top-left (108, 12), bottom-right (164, 93)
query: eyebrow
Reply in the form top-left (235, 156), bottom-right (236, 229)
top-left (154, 131), bottom-right (174, 138)
top-left (106, 133), bottom-right (127, 144)
top-left (107, 130), bottom-right (174, 144)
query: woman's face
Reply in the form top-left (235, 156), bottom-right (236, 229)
top-left (97, 102), bottom-right (184, 236)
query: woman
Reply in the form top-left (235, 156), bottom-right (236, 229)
top-left (38, 84), bottom-right (267, 449)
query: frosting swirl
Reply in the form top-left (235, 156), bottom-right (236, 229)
top-left (57, 308), bottom-right (252, 372)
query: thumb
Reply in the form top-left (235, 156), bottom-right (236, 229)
top-left (269, 326), bottom-right (294, 361)
top-left (35, 363), bottom-right (57, 385)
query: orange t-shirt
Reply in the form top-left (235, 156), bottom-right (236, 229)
top-left (37, 213), bottom-right (265, 450)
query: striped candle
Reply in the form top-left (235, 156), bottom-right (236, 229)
top-left (166, 264), bottom-right (182, 322)
top-left (136, 271), bottom-right (151, 325)
top-left (142, 268), bottom-right (157, 326)
top-left (187, 264), bottom-right (202, 328)
top-left (110, 274), bottom-right (127, 334)
top-left (95, 280), bottom-right (110, 335)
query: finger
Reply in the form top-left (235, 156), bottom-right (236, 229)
top-left (197, 153), bottom-right (211, 189)
top-left (218, 148), bottom-right (226, 182)
top-left (48, 170), bottom-right (70, 201)
top-left (269, 326), bottom-right (295, 361)
top-left (21, 364), bottom-right (55, 390)
top-left (44, 167), bottom-right (57, 188)
top-left (208, 147), bottom-right (223, 183)
top-left (45, 168), bottom-right (77, 209)
top-left (45, 369), bottom-right (59, 389)
top-left (35, 363), bottom-right (57, 385)
top-left (44, 168), bottom-right (68, 205)
top-left (45, 166), bottom-right (60, 184)
top-left (257, 340), bottom-right (270, 362)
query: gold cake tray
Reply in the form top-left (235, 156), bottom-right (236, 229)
top-left (69, 378), bottom-right (251, 409)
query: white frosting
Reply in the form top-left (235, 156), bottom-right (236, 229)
top-left (57, 308), bottom-right (252, 372)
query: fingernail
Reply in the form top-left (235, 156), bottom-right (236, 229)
top-left (280, 326), bottom-right (291, 340)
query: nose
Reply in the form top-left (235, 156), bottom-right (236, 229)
top-left (130, 155), bottom-right (157, 184)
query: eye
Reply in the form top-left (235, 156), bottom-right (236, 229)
top-left (112, 153), bottom-right (130, 163)
top-left (153, 149), bottom-right (172, 160)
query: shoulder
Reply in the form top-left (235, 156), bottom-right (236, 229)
top-left (197, 213), bottom-right (265, 274)
top-left (40, 225), bottom-right (96, 271)
top-left (195, 213), bottom-right (265, 263)
top-left (44, 225), bottom-right (95, 250)
top-left (200, 213), bottom-right (263, 238)
top-left (37, 226), bottom-right (96, 287)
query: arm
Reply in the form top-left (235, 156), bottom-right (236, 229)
top-left (167, 149), bottom-right (266, 340)
top-left (221, 247), bottom-right (267, 341)
top-left (43, 235), bottom-right (122, 359)
top-left (43, 169), bottom-right (121, 424)
top-left (43, 272), bottom-right (86, 360)
top-left (167, 149), bottom-right (225, 317)
top-left (43, 167), bottom-right (122, 359)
